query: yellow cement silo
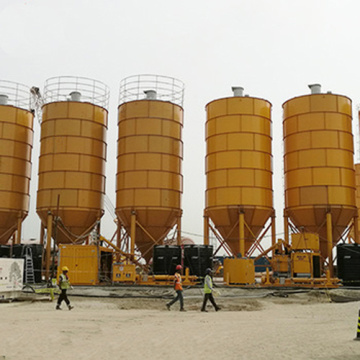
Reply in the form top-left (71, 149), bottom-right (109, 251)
top-left (204, 87), bottom-right (274, 257)
top-left (0, 81), bottom-right (34, 244)
top-left (116, 75), bottom-right (184, 263)
top-left (37, 77), bottom-right (109, 247)
top-left (283, 84), bottom-right (357, 274)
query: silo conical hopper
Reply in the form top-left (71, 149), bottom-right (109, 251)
top-left (0, 81), bottom-right (34, 244)
top-left (283, 84), bottom-right (357, 272)
top-left (116, 75), bottom-right (184, 263)
top-left (205, 87), bottom-right (274, 257)
top-left (37, 76), bottom-right (109, 245)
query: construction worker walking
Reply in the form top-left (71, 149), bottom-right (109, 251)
top-left (56, 266), bottom-right (74, 310)
top-left (201, 268), bottom-right (220, 312)
top-left (166, 265), bottom-right (186, 311)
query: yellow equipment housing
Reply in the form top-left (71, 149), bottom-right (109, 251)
top-left (291, 252), bottom-right (321, 278)
top-left (223, 258), bottom-right (255, 285)
top-left (291, 233), bottom-right (320, 251)
top-left (57, 244), bottom-right (113, 285)
top-left (272, 254), bottom-right (289, 274)
top-left (112, 263), bottom-right (136, 283)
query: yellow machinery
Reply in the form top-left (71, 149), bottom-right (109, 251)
top-left (37, 76), bottom-right (109, 279)
top-left (0, 81), bottom-right (34, 244)
top-left (57, 244), bottom-right (113, 285)
top-left (112, 263), bottom-right (136, 283)
top-left (223, 258), bottom-right (255, 285)
top-left (116, 75), bottom-right (184, 263)
top-left (283, 84), bottom-right (357, 276)
top-left (204, 87), bottom-right (275, 258)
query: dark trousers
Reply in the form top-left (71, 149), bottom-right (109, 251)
top-left (201, 292), bottom-right (218, 311)
top-left (57, 289), bottom-right (70, 306)
top-left (168, 290), bottom-right (184, 309)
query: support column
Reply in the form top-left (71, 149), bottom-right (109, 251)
top-left (271, 213), bottom-right (276, 257)
top-left (326, 212), bottom-right (333, 277)
top-left (130, 212), bottom-right (136, 257)
top-left (15, 215), bottom-right (22, 245)
top-left (284, 211), bottom-right (289, 245)
top-left (176, 217), bottom-right (182, 246)
top-left (354, 215), bottom-right (359, 245)
top-left (203, 212), bottom-right (209, 246)
top-left (40, 223), bottom-right (45, 246)
top-left (239, 212), bottom-right (245, 258)
top-left (45, 212), bottom-right (53, 281)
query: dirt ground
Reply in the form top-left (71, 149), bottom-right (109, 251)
top-left (1, 289), bottom-right (360, 360)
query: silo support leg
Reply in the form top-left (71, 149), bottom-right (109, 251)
top-left (204, 213), bottom-right (209, 246)
top-left (130, 212), bottom-right (136, 256)
top-left (45, 213), bottom-right (53, 281)
top-left (284, 213), bottom-right (289, 245)
top-left (354, 215), bottom-right (359, 244)
top-left (176, 217), bottom-right (182, 246)
top-left (16, 216), bottom-right (22, 244)
top-left (326, 212), bottom-right (333, 277)
top-left (239, 212), bottom-right (245, 258)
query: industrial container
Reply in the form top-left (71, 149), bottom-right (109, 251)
top-left (116, 75), bottom-right (184, 263)
top-left (205, 87), bottom-right (274, 257)
top-left (183, 244), bottom-right (213, 276)
top-left (223, 258), bottom-right (255, 284)
top-left (152, 245), bottom-right (181, 275)
top-left (57, 244), bottom-right (113, 285)
top-left (37, 76), bottom-right (109, 244)
top-left (337, 243), bottom-right (360, 285)
top-left (283, 84), bottom-right (357, 270)
top-left (0, 81), bottom-right (34, 244)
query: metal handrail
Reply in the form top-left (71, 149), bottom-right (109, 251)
top-left (119, 74), bottom-right (184, 107)
top-left (0, 80), bottom-right (31, 110)
top-left (43, 76), bottom-right (110, 109)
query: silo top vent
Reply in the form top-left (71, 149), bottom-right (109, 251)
top-left (144, 90), bottom-right (157, 100)
top-left (232, 87), bottom-right (244, 97)
top-left (308, 84), bottom-right (321, 94)
top-left (69, 91), bottom-right (81, 102)
top-left (0, 94), bottom-right (8, 105)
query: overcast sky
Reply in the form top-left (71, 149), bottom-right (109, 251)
top-left (1, 0), bottom-right (360, 249)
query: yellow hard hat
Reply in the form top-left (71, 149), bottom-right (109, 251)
top-left (62, 266), bottom-right (69, 272)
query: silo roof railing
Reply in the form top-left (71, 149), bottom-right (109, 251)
top-left (0, 80), bottom-right (31, 110)
top-left (43, 76), bottom-right (110, 109)
top-left (119, 74), bottom-right (185, 107)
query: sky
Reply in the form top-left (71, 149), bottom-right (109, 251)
top-left (1, 0), bottom-right (360, 250)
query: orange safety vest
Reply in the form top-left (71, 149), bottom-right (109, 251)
top-left (174, 272), bottom-right (183, 291)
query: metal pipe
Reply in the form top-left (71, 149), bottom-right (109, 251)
top-left (326, 212), bottom-right (333, 276)
top-left (271, 213), bottom-right (276, 255)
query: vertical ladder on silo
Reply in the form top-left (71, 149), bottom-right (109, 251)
top-left (25, 247), bottom-right (35, 284)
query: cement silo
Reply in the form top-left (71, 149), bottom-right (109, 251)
top-left (0, 81), bottom-right (34, 244)
top-left (283, 84), bottom-right (357, 275)
top-left (204, 87), bottom-right (275, 259)
top-left (116, 75), bottom-right (184, 263)
top-left (37, 76), bottom-right (109, 273)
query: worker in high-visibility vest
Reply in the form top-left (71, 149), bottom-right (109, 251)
top-left (56, 266), bottom-right (74, 310)
top-left (201, 268), bottom-right (220, 312)
top-left (166, 265), bottom-right (186, 311)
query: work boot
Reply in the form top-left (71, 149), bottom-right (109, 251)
top-left (166, 303), bottom-right (171, 311)
top-left (180, 308), bottom-right (186, 312)
top-left (68, 305), bottom-right (74, 310)
top-left (215, 307), bottom-right (221, 312)
top-left (201, 309), bottom-right (208, 312)
top-left (56, 305), bottom-right (61, 310)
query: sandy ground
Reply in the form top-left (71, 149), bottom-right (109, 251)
top-left (1, 290), bottom-right (360, 360)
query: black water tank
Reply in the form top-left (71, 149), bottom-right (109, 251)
top-left (183, 245), bottom-right (213, 276)
top-left (153, 245), bottom-right (181, 275)
top-left (337, 244), bottom-right (360, 286)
